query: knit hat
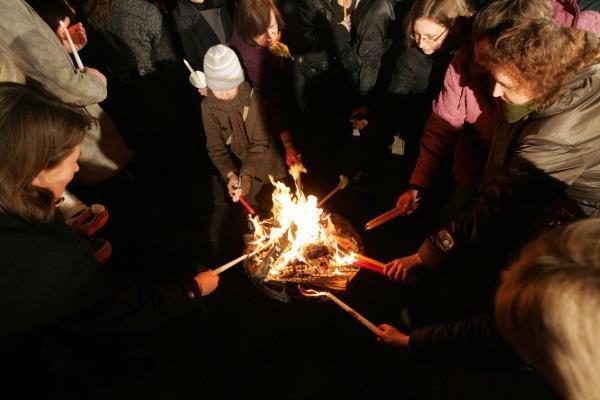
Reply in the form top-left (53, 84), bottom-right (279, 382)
top-left (203, 45), bottom-right (245, 91)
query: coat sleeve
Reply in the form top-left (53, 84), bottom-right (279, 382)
top-left (409, 55), bottom-right (467, 188)
top-left (409, 314), bottom-right (519, 366)
top-left (52, 237), bottom-right (202, 335)
top-left (0, 1), bottom-right (107, 106)
top-left (240, 103), bottom-right (272, 179)
top-left (202, 102), bottom-right (237, 179)
top-left (418, 133), bottom-right (585, 268)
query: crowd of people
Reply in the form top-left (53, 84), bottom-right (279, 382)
top-left (1, 0), bottom-right (599, 398)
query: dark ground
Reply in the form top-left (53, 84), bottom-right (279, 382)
top-left (63, 134), bottom-right (561, 400)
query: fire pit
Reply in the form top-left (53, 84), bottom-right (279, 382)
top-left (242, 166), bottom-right (364, 303)
top-left (244, 213), bottom-right (363, 303)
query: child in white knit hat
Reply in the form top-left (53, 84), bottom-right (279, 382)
top-left (201, 44), bottom-right (286, 208)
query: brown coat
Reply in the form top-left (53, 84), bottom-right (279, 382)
top-left (0, 0), bottom-right (133, 185)
top-left (201, 82), bottom-right (286, 192)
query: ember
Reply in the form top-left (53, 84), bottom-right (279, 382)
top-left (244, 165), bottom-right (363, 301)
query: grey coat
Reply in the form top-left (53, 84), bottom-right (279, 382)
top-left (0, 0), bottom-right (133, 185)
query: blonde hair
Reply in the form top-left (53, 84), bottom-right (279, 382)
top-left (404, 0), bottom-right (473, 47)
top-left (0, 43), bottom-right (26, 84)
top-left (495, 219), bottom-right (600, 400)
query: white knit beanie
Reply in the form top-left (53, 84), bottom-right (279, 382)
top-left (203, 45), bottom-right (245, 91)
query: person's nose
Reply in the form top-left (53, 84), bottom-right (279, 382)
top-left (492, 83), bottom-right (503, 98)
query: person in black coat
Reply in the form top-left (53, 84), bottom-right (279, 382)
top-left (172, 0), bottom-right (233, 71)
top-left (0, 83), bottom-right (219, 395)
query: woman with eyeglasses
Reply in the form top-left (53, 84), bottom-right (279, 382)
top-left (360, 0), bottom-right (472, 197)
top-left (393, 0), bottom-right (600, 222)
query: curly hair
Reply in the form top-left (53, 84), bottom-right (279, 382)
top-left (0, 83), bottom-right (90, 223)
top-left (478, 18), bottom-right (600, 110)
top-left (495, 218), bottom-right (600, 400)
top-left (403, 0), bottom-right (473, 47)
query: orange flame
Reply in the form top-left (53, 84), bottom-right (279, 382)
top-left (248, 165), bottom-right (357, 282)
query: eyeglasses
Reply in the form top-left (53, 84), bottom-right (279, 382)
top-left (409, 28), bottom-right (448, 43)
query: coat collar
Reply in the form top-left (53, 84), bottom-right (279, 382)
top-left (534, 63), bottom-right (600, 118)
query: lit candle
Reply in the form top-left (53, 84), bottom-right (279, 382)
top-left (59, 20), bottom-right (84, 71)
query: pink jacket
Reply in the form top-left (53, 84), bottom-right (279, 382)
top-left (409, 0), bottom-right (600, 190)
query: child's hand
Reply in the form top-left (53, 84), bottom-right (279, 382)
top-left (226, 172), bottom-right (241, 202)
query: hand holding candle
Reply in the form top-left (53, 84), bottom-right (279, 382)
top-left (59, 20), bottom-right (84, 71)
top-left (183, 59), bottom-right (206, 90)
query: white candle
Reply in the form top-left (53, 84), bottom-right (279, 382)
top-left (212, 253), bottom-right (249, 275)
top-left (325, 292), bottom-right (380, 334)
top-left (183, 59), bottom-right (204, 81)
top-left (59, 20), bottom-right (84, 71)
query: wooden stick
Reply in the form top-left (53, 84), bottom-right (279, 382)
top-left (354, 253), bottom-right (386, 269)
top-left (212, 254), bottom-right (249, 275)
top-left (343, 0), bottom-right (348, 19)
top-left (239, 196), bottom-right (256, 215)
top-left (59, 20), bottom-right (84, 71)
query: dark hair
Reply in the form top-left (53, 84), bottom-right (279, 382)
top-left (477, 18), bottom-right (600, 109)
top-left (82, 0), bottom-right (116, 27)
top-left (234, 0), bottom-right (284, 46)
top-left (0, 83), bottom-right (90, 223)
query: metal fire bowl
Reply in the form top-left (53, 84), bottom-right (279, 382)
top-left (243, 213), bottom-right (364, 303)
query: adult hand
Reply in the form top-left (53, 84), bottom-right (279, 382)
top-left (384, 253), bottom-right (423, 283)
top-left (84, 67), bottom-right (107, 86)
top-left (226, 171), bottom-right (242, 202)
top-left (57, 17), bottom-right (88, 52)
top-left (194, 270), bottom-right (219, 296)
top-left (197, 87), bottom-right (208, 96)
top-left (339, 15), bottom-right (352, 32)
top-left (376, 324), bottom-right (410, 352)
top-left (396, 189), bottom-right (421, 215)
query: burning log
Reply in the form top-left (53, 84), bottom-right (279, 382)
top-left (243, 166), bottom-right (365, 302)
